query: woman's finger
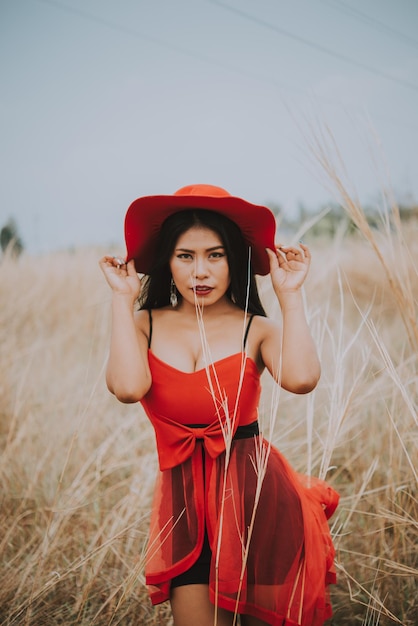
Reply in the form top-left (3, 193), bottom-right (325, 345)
top-left (266, 247), bottom-right (280, 269)
top-left (126, 259), bottom-right (138, 276)
top-left (112, 255), bottom-right (126, 269)
top-left (277, 244), bottom-right (311, 264)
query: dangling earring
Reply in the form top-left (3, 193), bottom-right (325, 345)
top-left (170, 278), bottom-right (178, 308)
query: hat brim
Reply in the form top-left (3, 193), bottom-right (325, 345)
top-left (124, 194), bottom-right (276, 275)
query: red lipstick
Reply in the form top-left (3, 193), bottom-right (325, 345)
top-left (193, 285), bottom-right (213, 296)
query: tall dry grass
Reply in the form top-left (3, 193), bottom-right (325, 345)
top-left (1, 198), bottom-right (417, 624)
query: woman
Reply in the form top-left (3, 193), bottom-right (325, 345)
top-left (99, 184), bottom-right (339, 626)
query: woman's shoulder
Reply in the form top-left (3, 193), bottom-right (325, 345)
top-left (134, 308), bottom-right (150, 322)
top-left (134, 306), bottom-right (176, 329)
top-left (249, 314), bottom-right (282, 343)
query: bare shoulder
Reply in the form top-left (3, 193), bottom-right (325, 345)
top-left (133, 306), bottom-right (174, 341)
top-left (250, 315), bottom-right (282, 344)
top-left (245, 315), bottom-right (282, 370)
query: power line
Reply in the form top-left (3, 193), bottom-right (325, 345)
top-left (34, 0), bottom-right (305, 95)
top-left (31, 0), bottom-right (418, 132)
top-left (209, 0), bottom-right (418, 93)
top-left (321, 0), bottom-right (418, 51)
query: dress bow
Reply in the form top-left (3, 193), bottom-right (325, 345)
top-left (151, 412), bottom-right (237, 471)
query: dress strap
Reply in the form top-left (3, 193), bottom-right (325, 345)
top-left (243, 315), bottom-right (255, 350)
top-left (148, 309), bottom-right (153, 349)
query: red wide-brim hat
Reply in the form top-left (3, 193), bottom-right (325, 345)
top-left (124, 184), bottom-right (276, 275)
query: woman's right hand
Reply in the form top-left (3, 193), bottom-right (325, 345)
top-left (99, 256), bottom-right (142, 301)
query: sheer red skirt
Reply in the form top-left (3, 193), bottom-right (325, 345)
top-left (145, 436), bottom-right (338, 626)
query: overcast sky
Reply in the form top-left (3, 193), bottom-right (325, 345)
top-left (1, 0), bottom-right (417, 253)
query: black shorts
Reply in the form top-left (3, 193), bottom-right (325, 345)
top-left (170, 530), bottom-right (211, 588)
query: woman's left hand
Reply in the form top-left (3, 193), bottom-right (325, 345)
top-left (266, 243), bottom-right (311, 294)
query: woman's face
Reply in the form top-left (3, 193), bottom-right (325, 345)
top-left (169, 225), bottom-right (230, 307)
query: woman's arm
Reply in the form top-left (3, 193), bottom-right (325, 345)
top-left (260, 244), bottom-right (320, 393)
top-left (99, 257), bottom-right (152, 402)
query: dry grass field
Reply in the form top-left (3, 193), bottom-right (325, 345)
top-left (1, 196), bottom-right (417, 625)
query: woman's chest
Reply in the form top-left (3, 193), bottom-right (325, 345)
top-left (142, 352), bottom-right (261, 426)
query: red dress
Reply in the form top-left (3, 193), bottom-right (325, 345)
top-left (140, 346), bottom-right (339, 626)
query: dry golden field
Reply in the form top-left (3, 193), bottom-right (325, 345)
top-left (1, 200), bottom-right (417, 625)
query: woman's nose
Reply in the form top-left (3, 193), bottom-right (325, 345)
top-left (193, 256), bottom-right (209, 278)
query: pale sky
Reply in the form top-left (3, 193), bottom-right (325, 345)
top-left (1, 0), bottom-right (417, 253)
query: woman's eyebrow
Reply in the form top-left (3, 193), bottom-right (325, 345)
top-left (175, 245), bottom-right (225, 252)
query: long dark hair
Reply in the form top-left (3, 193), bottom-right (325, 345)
top-left (138, 209), bottom-right (267, 316)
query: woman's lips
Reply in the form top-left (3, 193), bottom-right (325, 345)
top-left (193, 286), bottom-right (213, 296)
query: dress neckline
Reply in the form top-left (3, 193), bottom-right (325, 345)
top-left (148, 349), bottom-right (259, 376)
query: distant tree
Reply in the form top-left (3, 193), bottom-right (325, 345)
top-left (0, 218), bottom-right (24, 257)
top-left (399, 203), bottom-right (418, 221)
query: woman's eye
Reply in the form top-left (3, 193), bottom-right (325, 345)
top-left (210, 252), bottom-right (225, 258)
top-left (177, 253), bottom-right (192, 259)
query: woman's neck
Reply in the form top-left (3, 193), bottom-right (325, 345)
top-left (176, 297), bottom-right (239, 319)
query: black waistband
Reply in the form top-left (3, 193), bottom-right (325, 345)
top-left (189, 420), bottom-right (259, 439)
